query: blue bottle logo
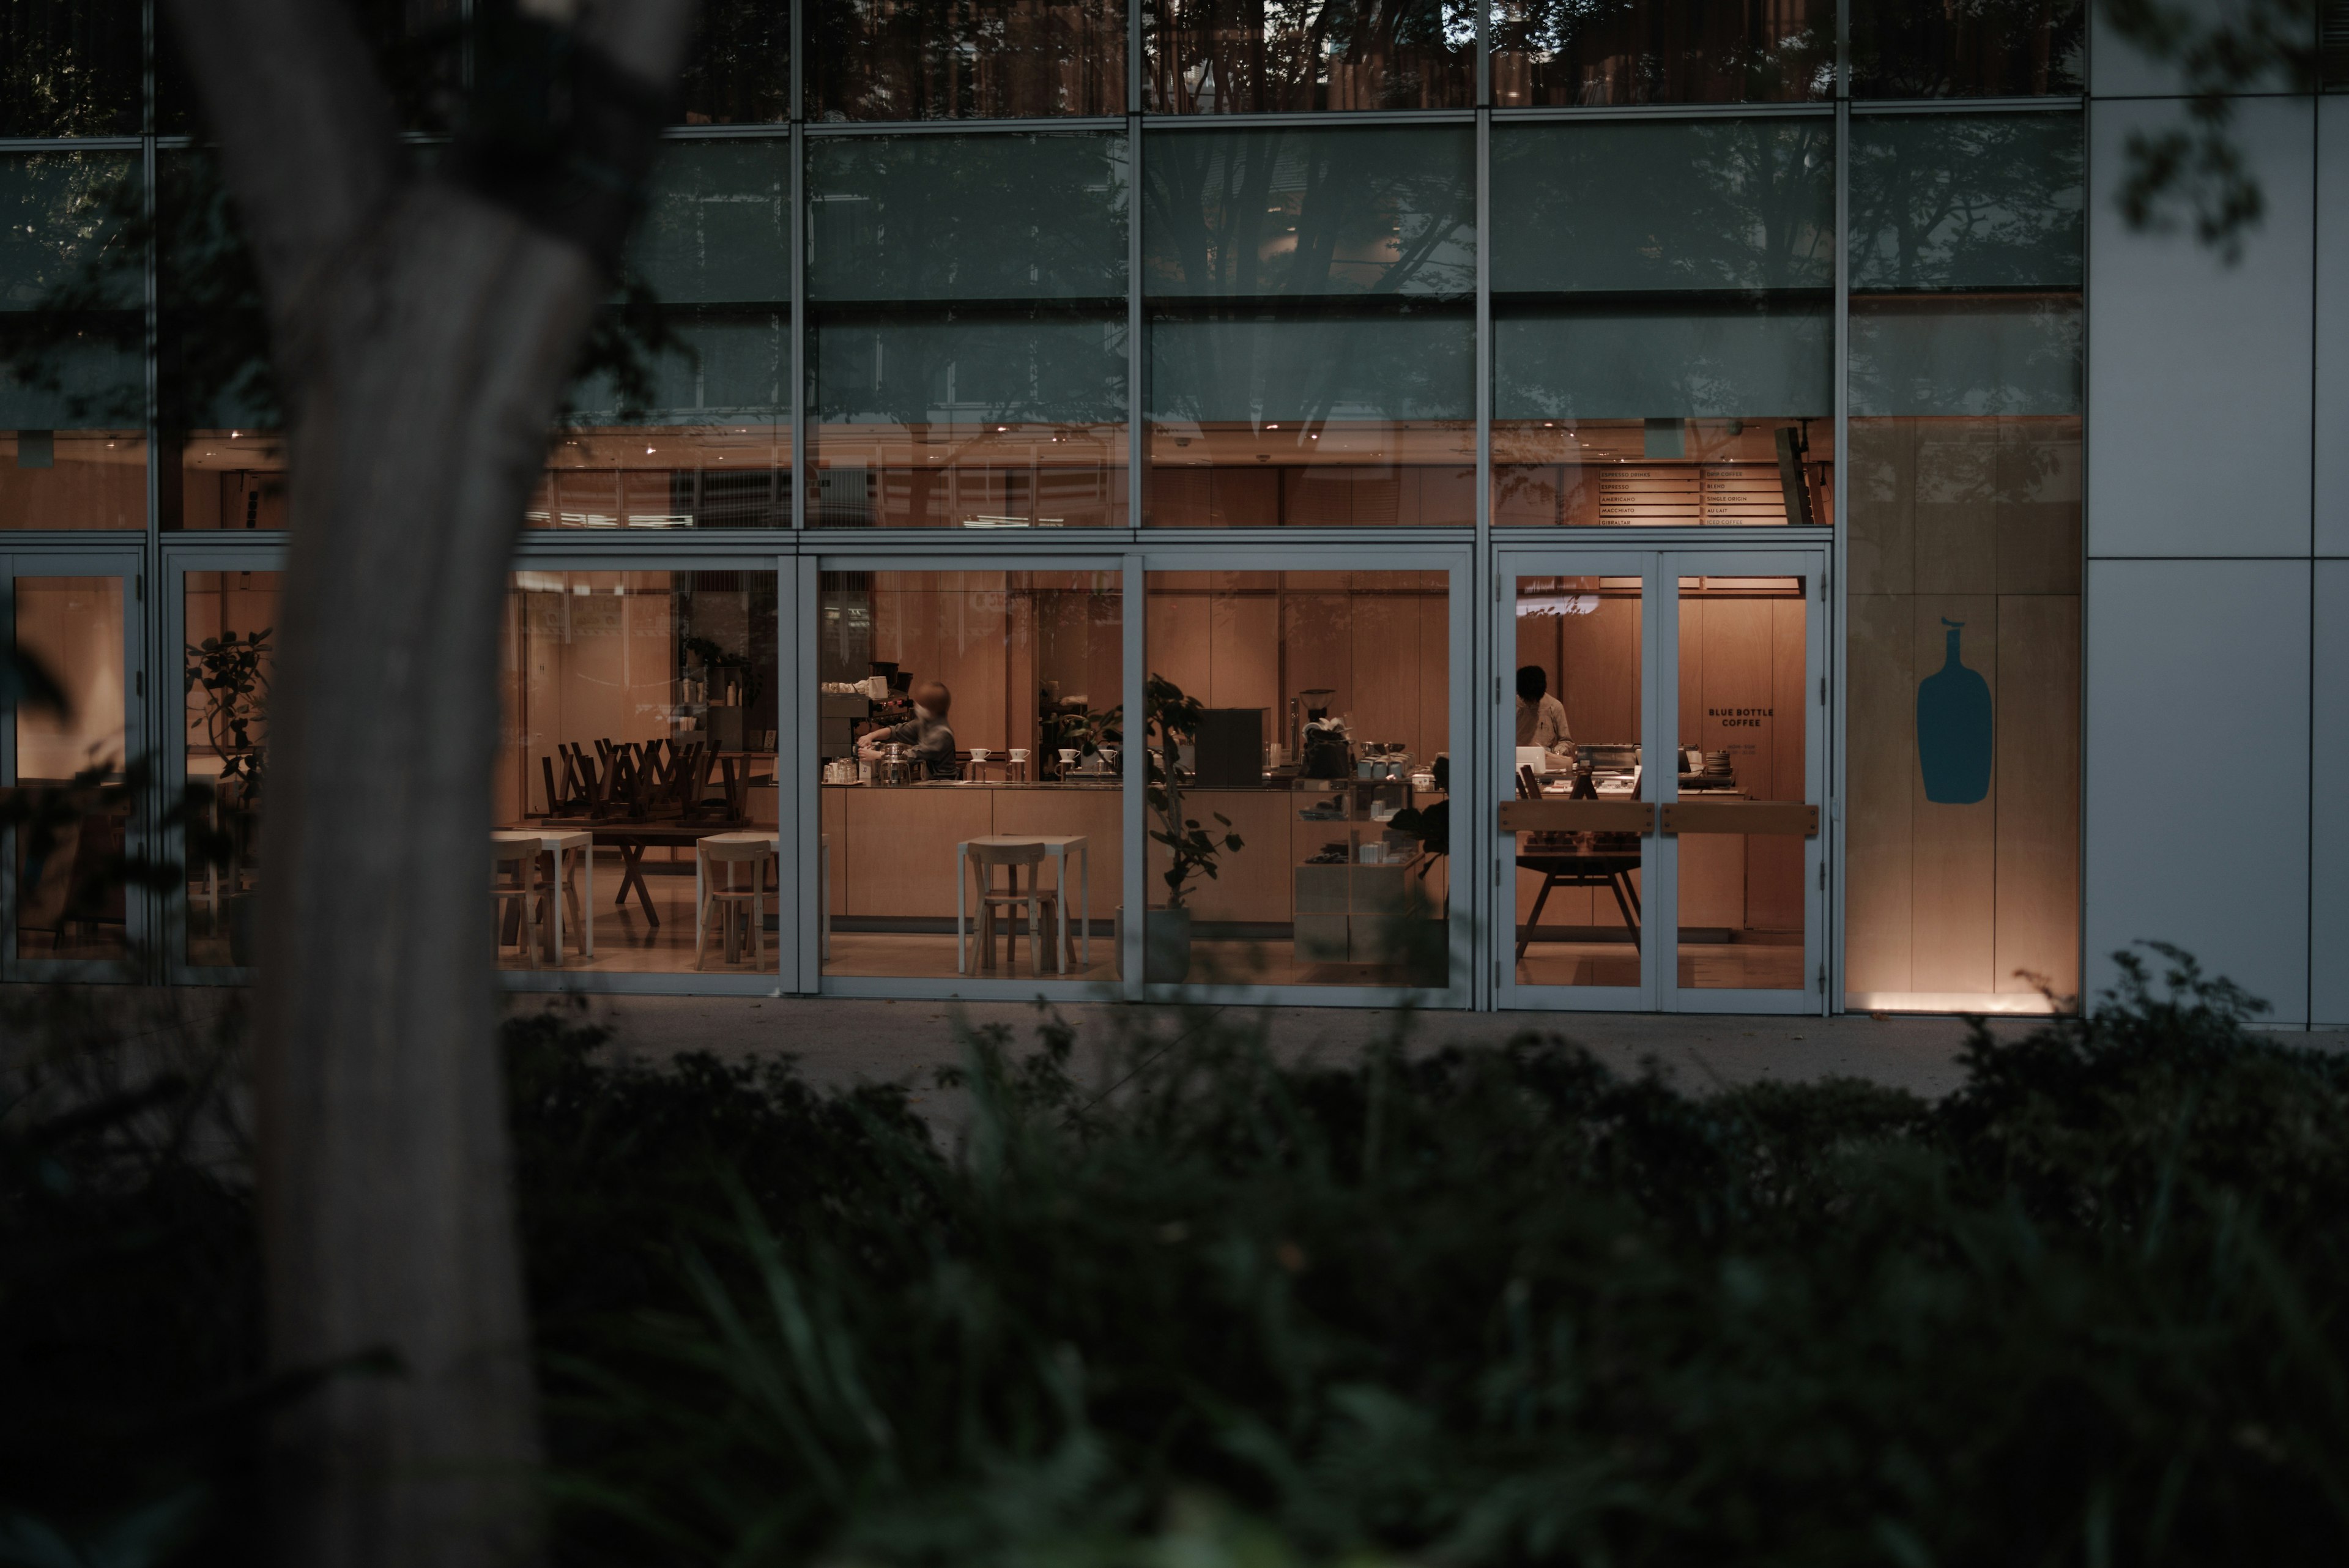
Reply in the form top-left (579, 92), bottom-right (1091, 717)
top-left (1917, 618), bottom-right (1992, 805)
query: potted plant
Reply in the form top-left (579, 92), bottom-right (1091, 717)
top-left (185, 626), bottom-right (272, 964)
top-left (1140, 674), bottom-right (1242, 982)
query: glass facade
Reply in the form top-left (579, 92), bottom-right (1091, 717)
top-left (0, 6), bottom-right (2087, 1009)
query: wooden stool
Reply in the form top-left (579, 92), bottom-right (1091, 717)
top-left (964, 840), bottom-right (1061, 977)
top-left (491, 837), bottom-right (546, 968)
top-left (697, 833), bottom-right (778, 969)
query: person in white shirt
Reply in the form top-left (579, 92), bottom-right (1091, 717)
top-left (1515, 665), bottom-right (1575, 767)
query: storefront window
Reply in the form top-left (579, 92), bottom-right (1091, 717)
top-left (157, 150), bottom-right (283, 532)
top-left (183, 571), bottom-right (278, 968)
top-left (496, 571), bottom-right (781, 973)
top-left (1490, 0), bottom-right (1833, 107)
top-left (809, 0), bottom-right (1126, 120)
top-left (1, 150), bottom-right (146, 531)
top-left (1491, 118), bottom-right (1834, 528)
top-left (1145, 0), bottom-right (1474, 113)
top-left (1145, 125), bottom-right (1474, 528)
top-left (818, 570), bottom-right (1123, 982)
top-left (1, 0), bottom-right (143, 137)
top-left (1850, 0), bottom-right (2085, 98)
top-left (677, 0), bottom-right (792, 125)
top-left (11, 573), bottom-right (128, 962)
top-left (540, 141), bottom-right (793, 531)
top-left (1844, 112), bottom-right (2082, 1011)
top-left (808, 133), bottom-right (1128, 529)
top-left (1143, 570), bottom-right (1450, 987)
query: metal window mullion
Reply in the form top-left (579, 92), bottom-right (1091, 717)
top-left (1128, 116), bottom-right (1144, 534)
top-left (791, 119), bottom-right (807, 532)
top-left (1825, 102), bottom-right (1852, 1014)
top-left (1473, 101), bottom-right (1493, 1008)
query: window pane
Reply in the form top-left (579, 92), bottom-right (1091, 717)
top-left (184, 571), bottom-right (280, 968)
top-left (1845, 112), bottom-right (2081, 1012)
top-left (811, 0), bottom-right (1127, 119)
top-left (1490, 121), bottom-right (1833, 527)
top-left (1491, 0), bottom-right (1833, 106)
top-left (1145, 126), bottom-right (1474, 527)
top-left (1849, 113), bottom-right (2084, 294)
top-left (1508, 574), bottom-right (1642, 988)
top-left (0, 0), bottom-right (142, 136)
top-left (1674, 574), bottom-right (1808, 991)
top-left (497, 571), bottom-right (782, 974)
top-left (1850, 0), bottom-right (2085, 98)
top-left (809, 133), bottom-right (1129, 529)
top-left (678, 0), bottom-right (792, 125)
top-left (1144, 570), bottom-right (1450, 987)
top-left (1144, 0), bottom-right (1475, 113)
top-left (542, 141), bottom-right (794, 531)
top-left (1844, 417), bottom-right (2080, 1010)
top-left (12, 574), bottom-right (128, 962)
top-left (157, 150), bottom-right (282, 531)
top-left (819, 570), bottom-right (1123, 983)
top-left (0, 151), bottom-right (146, 530)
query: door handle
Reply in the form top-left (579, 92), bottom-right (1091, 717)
top-left (1497, 799), bottom-right (1654, 834)
top-left (1658, 801), bottom-right (1819, 837)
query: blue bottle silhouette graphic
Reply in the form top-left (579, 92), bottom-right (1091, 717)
top-left (1917, 618), bottom-right (1992, 804)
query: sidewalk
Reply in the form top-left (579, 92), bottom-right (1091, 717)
top-left (533, 996), bottom-right (2140, 1096)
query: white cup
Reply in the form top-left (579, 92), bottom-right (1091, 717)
top-left (1008, 748), bottom-right (1030, 761)
top-left (970, 746), bottom-right (992, 762)
top-left (1059, 749), bottom-right (1080, 767)
top-left (1100, 748), bottom-right (1118, 771)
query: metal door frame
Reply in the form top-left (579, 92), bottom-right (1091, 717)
top-left (2, 547), bottom-right (152, 981)
top-left (1491, 543), bottom-right (1827, 1014)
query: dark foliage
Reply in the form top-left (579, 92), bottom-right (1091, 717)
top-left (9, 949), bottom-right (2349, 1564)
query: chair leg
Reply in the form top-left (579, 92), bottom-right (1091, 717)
top-left (1516, 871), bottom-right (1562, 964)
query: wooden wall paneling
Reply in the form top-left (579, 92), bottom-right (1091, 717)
top-left (1416, 593), bottom-right (1450, 767)
top-left (1845, 592), bottom-right (1917, 993)
top-left (1559, 592), bottom-right (1639, 747)
top-left (841, 788), bottom-right (993, 918)
top-left (1146, 587), bottom-right (1212, 704)
top-left (1209, 589), bottom-right (1281, 715)
top-left (1912, 425), bottom-right (2000, 596)
top-left (822, 786), bottom-right (848, 916)
top-left (1995, 418), bottom-right (2085, 596)
top-left (1907, 592), bottom-right (1998, 992)
top-left (1516, 861), bottom-right (1594, 929)
top-left (990, 787), bottom-right (1125, 919)
top-left (1994, 593), bottom-right (2082, 998)
top-left (624, 584), bottom-right (674, 745)
top-left (1846, 419), bottom-right (1916, 598)
top-left (1283, 590), bottom-right (1354, 723)
top-left (1208, 466), bottom-right (1280, 527)
top-left (1352, 590), bottom-right (1421, 751)
top-left (1151, 789), bottom-right (1291, 921)
top-left (1678, 834), bottom-right (1745, 930)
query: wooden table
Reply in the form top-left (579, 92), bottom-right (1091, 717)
top-left (1514, 844), bottom-right (1644, 963)
top-left (956, 833), bottom-right (1089, 976)
top-left (493, 828), bottom-right (595, 963)
top-left (523, 819), bottom-right (752, 928)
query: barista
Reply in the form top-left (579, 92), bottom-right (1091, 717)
top-left (1515, 666), bottom-right (1575, 767)
top-left (859, 680), bottom-right (959, 779)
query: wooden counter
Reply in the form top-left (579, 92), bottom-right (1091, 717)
top-left (822, 783), bottom-right (1123, 921)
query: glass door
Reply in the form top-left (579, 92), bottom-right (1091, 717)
top-left (1495, 548), bottom-right (1825, 1013)
top-left (2, 551), bottom-right (147, 977)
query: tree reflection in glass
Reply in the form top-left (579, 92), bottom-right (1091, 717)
top-left (808, 133), bottom-right (1129, 528)
top-left (676, 0), bottom-right (792, 124)
top-left (1490, 0), bottom-right (1833, 107)
top-left (1144, 0), bottom-right (1474, 113)
top-left (811, 0), bottom-right (1127, 120)
top-left (1143, 125), bottom-right (1475, 528)
top-left (1490, 117), bottom-right (1835, 527)
top-left (1850, 0), bottom-right (2085, 98)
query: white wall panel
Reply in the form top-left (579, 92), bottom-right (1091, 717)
top-left (2090, 1), bottom-right (2312, 97)
top-left (2313, 561), bottom-right (2349, 1025)
top-left (2085, 559), bottom-right (2309, 1022)
top-left (2088, 97), bottom-right (2314, 559)
top-left (2318, 98), bottom-right (2349, 558)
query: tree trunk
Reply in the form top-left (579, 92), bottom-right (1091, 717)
top-left (251, 184), bottom-right (603, 1567)
top-left (157, 2), bottom-right (696, 1562)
